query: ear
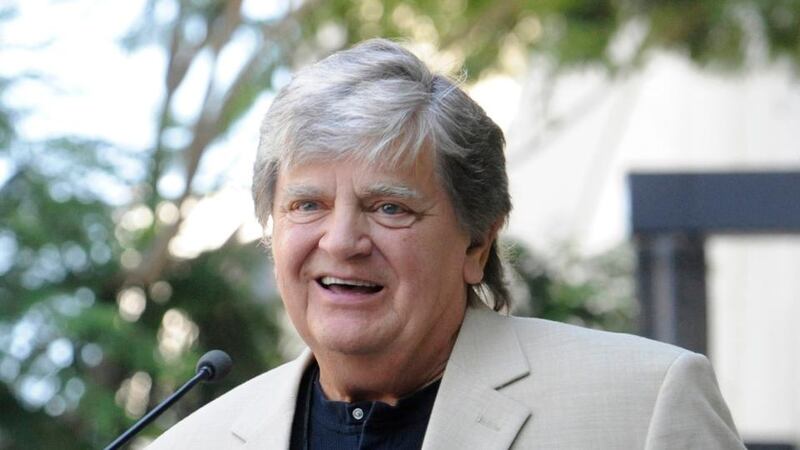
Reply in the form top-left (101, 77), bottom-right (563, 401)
top-left (463, 221), bottom-right (502, 285)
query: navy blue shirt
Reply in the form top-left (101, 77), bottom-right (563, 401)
top-left (290, 365), bottom-right (440, 450)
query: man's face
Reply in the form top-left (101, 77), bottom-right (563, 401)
top-left (270, 151), bottom-right (483, 358)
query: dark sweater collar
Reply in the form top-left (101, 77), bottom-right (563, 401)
top-left (311, 370), bottom-right (441, 431)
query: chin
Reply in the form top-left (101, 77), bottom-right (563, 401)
top-left (307, 310), bottom-right (401, 355)
top-left (313, 327), bottom-right (396, 357)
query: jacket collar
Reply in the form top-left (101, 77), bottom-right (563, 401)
top-left (227, 306), bottom-right (531, 449)
top-left (421, 306), bottom-right (532, 450)
top-left (229, 349), bottom-right (314, 449)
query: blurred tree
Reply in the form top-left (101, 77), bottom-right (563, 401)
top-left (0, 138), bottom-right (283, 449)
top-left (506, 240), bottom-right (638, 332)
top-left (2, 0), bottom-right (799, 448)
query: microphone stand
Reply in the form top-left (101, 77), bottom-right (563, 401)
top-left (104, 366), bottom-right (212, 450)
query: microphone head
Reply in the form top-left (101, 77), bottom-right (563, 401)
top-left (196, 350), bottom-right (233, 383)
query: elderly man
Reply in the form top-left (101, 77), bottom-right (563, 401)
top-left (149, 39), bottom-right (744, 449)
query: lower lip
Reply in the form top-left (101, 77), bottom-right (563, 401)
top-left (312, 281), bottom-right (384, 306)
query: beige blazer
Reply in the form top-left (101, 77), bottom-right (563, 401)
top-left (147, 307), bottom-right (744, 449)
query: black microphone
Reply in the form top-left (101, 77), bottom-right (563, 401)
top-left (104, 350), bottom-right (233, 450)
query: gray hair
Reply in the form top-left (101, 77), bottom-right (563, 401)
top-left (252, 39), bottom-right (512, 311)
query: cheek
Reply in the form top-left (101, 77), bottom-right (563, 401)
top-left (383, 229), bottom-right (464, 287)
top-left (419, 231), bottom-right (470, 285)
top-left (271, 227), bottom-right (315, 327)
top-left (271, 223), bottom-right (318, 281)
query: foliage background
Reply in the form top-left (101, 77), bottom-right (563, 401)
top-left (1, 0), bottom-right (798, 448)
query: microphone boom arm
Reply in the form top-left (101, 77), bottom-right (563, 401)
top-left (104, 366), bottom-right (212, 450)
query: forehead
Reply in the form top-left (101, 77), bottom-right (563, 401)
top-left (282, 141), bottom-right (427, 172)
top-left (278, 150), bottom-right (440, 194)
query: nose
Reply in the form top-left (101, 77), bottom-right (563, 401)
top-left (318, 205), bottom-right (372, 260)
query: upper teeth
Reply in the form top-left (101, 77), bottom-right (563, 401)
top-left (321, 276), bottom-right (379, 287)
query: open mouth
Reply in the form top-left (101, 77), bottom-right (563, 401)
top-left (316, 276), bottom-right (384, 294)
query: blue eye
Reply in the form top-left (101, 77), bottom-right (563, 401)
top-left (370, 202), bottom-right (417, 228)
top-left (296, 201), bottom-right (320, 212)
top-left (286, 200), bottom-right (326, 224)
top-left (378, 203), bottom-right (403, 215)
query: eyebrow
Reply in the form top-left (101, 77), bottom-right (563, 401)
top-left (282, 185), bottom-right (325, 198)
top-left (281, 183), bottom-right (423, 200)
top-left (360, 183), bottom-right (422, 200)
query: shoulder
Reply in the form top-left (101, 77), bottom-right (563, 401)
top-left (476, 313), bottom-right (742, 447)
top-left (505, 314), bottom-right (700, 399)
top-left (146, 351), bottom-right (310, 449)
top-left (507, 314), bottom-right (688, 370)
top-left (466, 307), bottom-right (688, 374)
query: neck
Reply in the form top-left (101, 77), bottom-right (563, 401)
top-left (313, 308), bottom-right (464, 405)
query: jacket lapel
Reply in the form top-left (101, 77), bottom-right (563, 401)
top-left (224, 308), bottom-right (531, 450)
top-left (422, 307), bottom-right (532, 450)
top-left (229, 349), bottom-right (314, 449)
